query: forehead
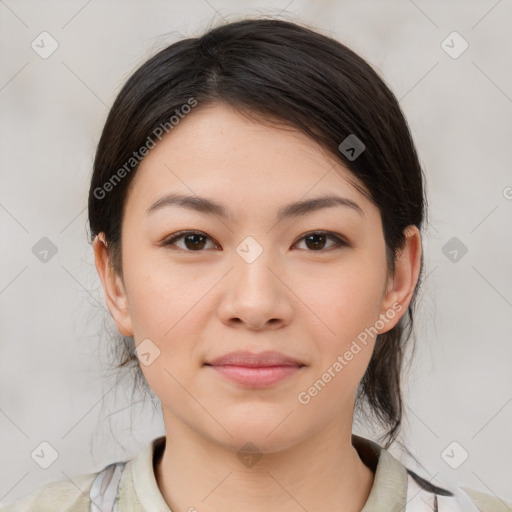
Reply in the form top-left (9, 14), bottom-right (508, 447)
top-left (124, 103), bottom-right (375, 221)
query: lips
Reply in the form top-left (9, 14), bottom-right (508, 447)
top-left (204, 350), bottom-right (306, 388)
top-left (205, 350), bottom-right (305, 368)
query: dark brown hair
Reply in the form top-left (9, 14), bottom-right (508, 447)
top-left (88, 17), bottom-right (427, 449)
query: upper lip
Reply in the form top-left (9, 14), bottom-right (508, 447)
top-left (205, 350), bottom-right (305, 367)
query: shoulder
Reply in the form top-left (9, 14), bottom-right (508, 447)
top-left (0, 436), bottom-right (164, 512)
top-left (0, 471), bottom-right (98, 512)
top-left (462, 487), bottom-right (512, 512)
top-left (406, 470), bottom-right (512, 512)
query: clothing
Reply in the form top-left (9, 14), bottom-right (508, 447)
top-left (1, 435), bottom-right (509, 511)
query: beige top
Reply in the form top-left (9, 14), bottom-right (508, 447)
top-left (1, 435), bottom-right (510, 511)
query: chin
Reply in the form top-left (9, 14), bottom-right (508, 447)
top-left (211, 421), bottom-right (303, 455)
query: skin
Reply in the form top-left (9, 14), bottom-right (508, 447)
top-left (94, 103), bottom-right (421, 512)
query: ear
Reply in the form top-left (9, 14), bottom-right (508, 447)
top-left (93, 233), bottom-right (134, 337)
top-left (379, 225), bottom-right (422, 333)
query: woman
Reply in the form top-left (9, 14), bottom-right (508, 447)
top-left (2, 17), bottom-right (509, 512)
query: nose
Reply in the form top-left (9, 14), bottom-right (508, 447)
top-left (217, 249), bottom-right (293, 331)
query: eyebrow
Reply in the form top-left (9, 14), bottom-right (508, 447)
top-left (145, 192), bottom-right (364, 221)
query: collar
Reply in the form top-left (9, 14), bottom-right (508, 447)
top-left (127, 434), bottom-right (409, 512)
top-left (352, 434), bottom-right (408, 511)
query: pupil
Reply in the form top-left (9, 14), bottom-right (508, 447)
top-left (186, 234), bottom-right (206, 250)
top-left (306, 234), bottom-right (325, 250)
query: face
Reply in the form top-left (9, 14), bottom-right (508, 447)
top-left (96, 103), bottom-right (417, 454)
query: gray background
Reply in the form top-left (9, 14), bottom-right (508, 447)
top-left (1, 0), bottom-right (511, 506)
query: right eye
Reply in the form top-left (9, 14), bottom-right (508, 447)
top-left (162, 231), bottom-right (221, 252)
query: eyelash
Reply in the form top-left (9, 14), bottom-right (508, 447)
top-left (161, 230), bottom-right (348, 252)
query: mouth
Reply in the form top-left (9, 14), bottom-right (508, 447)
top-left (204, 350), bottom-right (306, 388)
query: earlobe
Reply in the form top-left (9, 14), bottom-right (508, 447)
top-left (93, 234), bottom-right (134, 337)
top-left (379, 225), bottom-right (422, 332)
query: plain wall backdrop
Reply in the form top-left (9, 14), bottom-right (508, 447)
top-left (1, 0), bottom-right (511, 506)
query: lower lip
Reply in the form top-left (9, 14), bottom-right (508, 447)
top-left (206, 364), bottom-right (302, 388)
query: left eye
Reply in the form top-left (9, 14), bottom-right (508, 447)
top-left (294, 231), bottom-right (347, 251)
top-left (162, 231), bottom-right (347, 252)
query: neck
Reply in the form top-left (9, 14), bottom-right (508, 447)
top-left (154, 415), bottom-right (375, 512)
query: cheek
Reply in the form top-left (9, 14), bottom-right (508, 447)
top-left (296, 256), bottom-right (388, 342)
top-left (122, 244), bottom-right (213, 336)
top-left (122, 252), bottom-right (219, 384)
top-left (294, 267), bottom-right (384, 414)
top-left (125, 264), bottom-right (209, 409)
